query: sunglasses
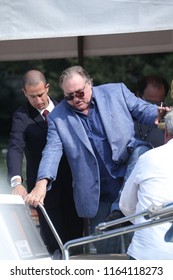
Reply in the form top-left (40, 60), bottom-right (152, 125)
top-left (64, 81), bottom-right (87, 101)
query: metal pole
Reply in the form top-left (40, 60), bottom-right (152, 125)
top-left (77, 36), bottom-right (84, 67)
top-left (38, 203), bottom-right (65, 259)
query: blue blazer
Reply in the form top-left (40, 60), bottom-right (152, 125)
top-left (38, 83), bottom-right (158, 218)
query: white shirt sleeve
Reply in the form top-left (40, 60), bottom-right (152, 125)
top-left (119, 161), bottom-right (140, 217)
top-left (10, 175), bottom-right (22, 184)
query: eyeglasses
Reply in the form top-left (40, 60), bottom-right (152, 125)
top-left (64, 81), bottom-right (87, 101)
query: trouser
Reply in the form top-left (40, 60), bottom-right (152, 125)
top-left (89, 201), bottom-right (123, 254)
top-left (111, 145), bottom-right (151, 212)
top-left (90, 145), bottom-right (151, 254)
top-left (108, 145), bottom-right (151, 253)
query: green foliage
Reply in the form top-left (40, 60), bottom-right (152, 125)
top-left (84, 53), bottom-right (173, 91)
top-left (1, 53), bottom-right (173, 136)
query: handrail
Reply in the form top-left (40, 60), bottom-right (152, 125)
top-left (38, 203), bottom-right (65, 259)
top-left (38, 202), bottom-right (173, 260)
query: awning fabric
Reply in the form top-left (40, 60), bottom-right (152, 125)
top-left (0, 0), bottom-right (173, 61)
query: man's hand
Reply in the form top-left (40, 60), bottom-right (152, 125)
top-left (155, 105), bottom-right (170, 125)
top-left (11, 184), bottom-right (28, 200)
top-left (25, 179), bottom-right (47, 207)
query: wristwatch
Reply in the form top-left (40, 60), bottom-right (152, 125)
top-left (11, 181), bottom-right (22, 188)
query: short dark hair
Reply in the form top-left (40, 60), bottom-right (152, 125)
top-left (136, 75), bottom-right (169, 98)
top-left (22, 70), bottom-right (47, 89)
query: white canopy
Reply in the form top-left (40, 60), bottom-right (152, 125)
top-left (0, 0), bottom-right (173, 61)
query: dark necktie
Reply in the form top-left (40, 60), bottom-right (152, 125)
top-left (43, 109), bottom-right (49, 124)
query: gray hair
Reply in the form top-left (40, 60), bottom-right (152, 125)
top-left (58, 65), bottom-right (92, 89)
top-left (165, 109), bottom-right (173, 136)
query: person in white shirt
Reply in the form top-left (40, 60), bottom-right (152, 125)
top-left (119, 109), bottom-right (173, 260)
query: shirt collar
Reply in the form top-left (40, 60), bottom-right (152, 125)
top-left (38, 97), bottom-right (55, 115)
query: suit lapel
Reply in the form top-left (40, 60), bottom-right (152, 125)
top-left (67, 110), bottom-right (94, 155)
top-left (93, 88), bottom-right (113, 142)
top-left (27, 98), bottom-right (58, 131)
top-left (27, 102), bottom-right (47, 131)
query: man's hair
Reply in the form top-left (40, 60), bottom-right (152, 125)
top-left (136, 75), bottom-right (170, 98)
top-left (165, 109), bottom-right (173, 136)
top-left (22, 70), bottom-right (47, 89)
top-left (58, 65), bottom-right (92, 89)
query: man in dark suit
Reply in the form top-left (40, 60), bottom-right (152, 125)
top-left (6, 69), bottom-right (83, 256)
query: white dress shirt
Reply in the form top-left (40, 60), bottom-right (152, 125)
top-left (120, 139), bottom-right (173, 259)
top-left (39, 97), bottom-right (55, 119)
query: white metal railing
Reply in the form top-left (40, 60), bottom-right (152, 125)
top-left (38, 202), bottom-right (173, 260)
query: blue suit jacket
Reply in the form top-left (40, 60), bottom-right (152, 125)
top-left (37, 83), bottom-right (157, 218)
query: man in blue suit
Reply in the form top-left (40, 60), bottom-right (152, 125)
top-left (25, 66), bottom-right (163, 254)
top-left (7, 69), bottom-right (83, 257)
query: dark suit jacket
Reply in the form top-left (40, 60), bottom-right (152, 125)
top-left (7, 100), bottom-right (69, 197)
top-left (7, 100), bottom-right (56, 202)
top-left (6, 99), bottom-right (83, 251)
